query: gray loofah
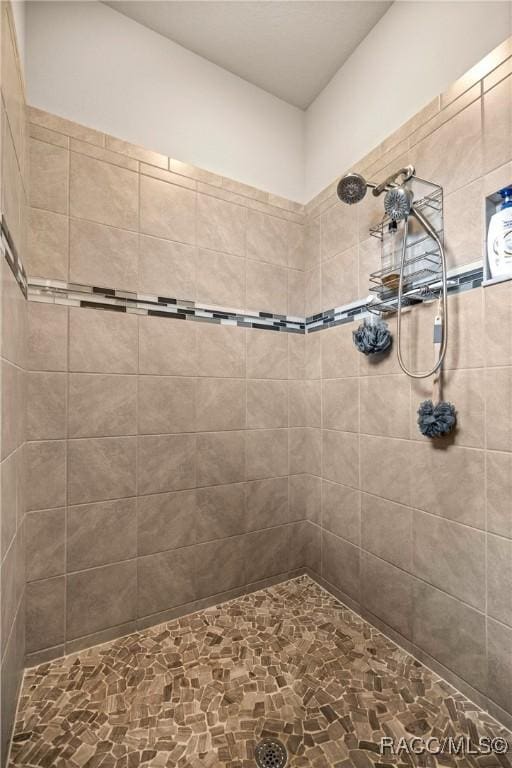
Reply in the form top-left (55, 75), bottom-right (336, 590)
top-left (352, 318), bottom-right (392, 356)
top-left (417, 400), bottom-right (457, 438)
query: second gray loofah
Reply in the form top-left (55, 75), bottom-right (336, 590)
top-left (417, 399), bottom-right (457, 438)
top-left (353, 318), bottom-right (392, 355)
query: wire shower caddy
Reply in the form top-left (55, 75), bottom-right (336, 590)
top-left (367, 176), bottom-right (444, 314)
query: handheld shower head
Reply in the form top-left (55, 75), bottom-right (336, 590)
top-left (337, 173), bottom-right (368, 205)
top-left (384, 186), bottom-right (413, 221)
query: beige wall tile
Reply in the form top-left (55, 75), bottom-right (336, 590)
top-left (361, 493), bottom-right (411, 570)
top-left (137, 547), bottom-right (197, 617)
top-left (138, 434), bottom-right (196, 495)
top-left (361, 552), bottom-right (414, 639)
top-left (247, 329), bottom-right (288, 380)
top-left (139, 316), bottom-right (197, 376)
top-left (305, 332), bottom-right (321, 380)
top-left (195, 248), bottom-right (245, 308)
top-left (410, 442), bottom-right (485, 529)
top-left (485, 281), bottom-right (512, 367)
top-left (196, 378), bottom-right (245, 432)
top-left (304, 216), bottom-right (320, 271)
top-left (360, 435), bottom-right (410, 506)
top-left (69, 218), bottom-right (138, 291)
top-left (195, 483), bottom-right (246, 541)
top-left (196, 431), bottom-right (245, 486)
top-left (247, 210), bottom-right (288, 266)
top-left (27, 207), bottom-right (68, 280)
top-left (26, 440), bottom-right (66, 511)
top-left (25, 508), bottom-right (65, 582)
top-left (138, 376), bottom-right (195, 435)
top-left (487, 450), bottom-right (512, 539)
top-left (358, 237), bottom-right (380, 294)
top-left (409, 100), bottom-right (483, 194)
top-left (290, 474), bottom-right (321, 523)
top-left (68, 373), bottom-right (137, 438)
top-left (483, 76), bottom-right (512, 175)
top-left (444, 179), bottom-right (484, 270)
top-left (27, 302), bottom-right (68, 373)
top-left (66, 561), bottom-right (137, 640)
top-left (287, 270), bottom-right (305, 317)
top-left (244, 526), bottom-right (290, 583)
top-left (140, 175), bottom-right (196, 244)
top-left (68, 436), bottom-right (137, 504)
top-left (321, 324), bottom-right (359, 379)
top-left (322, 480), bottom-right (360, 545)
top-left (320, 201), bottom-right (358, 261)
top-left (69, 308), bottom-right (138, 374)
top-left (138, 235), bottom-right (196, 299)
top-left (289, 427), bottom-right (321, 476)
top-left (137, 490), bottom-right (196, 556)
top-left (29, 138), bottom-right (68, 215)
top-left (27, 371), bottom-right (67, 440)
top-left (245, 477), bottom-right (289, 531)
top-left (67, 498), bottom-right (137, 572)
top-left (360, 374), bottom-right (410, 439)
top-left (247, 380), bottom-right (288, 429)
top-left (70, 151), bottom-right (138, 230)
top-left (321, 247), bottom-right (358, 310)
top-left (487, 534), bottom-right (512, 627)
top-left (70, 138), bottom-right (138, 172)
top-left (197, 194), bottom-right (246, 257)
top-left (245, 429), bottom-right (288, 481)
top-left (288, 334), bottom-right (305, 381)
top-left (487, 618), bottom-right (512, 714)
top-left (25, 577), bottom-right (65, 653)
top-left (322, 378), bottom-right (359, 433)
top-left (246, 260), bottom-right (287, 315)
top-left (105, 135), bottom-right (167, 168)
top-left (196, 324), bottom-right (245, 378)
top-left (28, 107), bottom-right (105, 147)
top-left (322, 530), bottom-right (360, 602)
top-left (413, 510), bottom-right (485, 610)
top-left (304, 266), bottom-right (321, 317)
top-left (289, 380), bottom-right (321, 427)
top-left (322, 429), bottom-right (359, 488)
top-left (412, 580), bottom-right (486, 692)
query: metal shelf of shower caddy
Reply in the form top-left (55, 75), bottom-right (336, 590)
top-left (366, 177), bottom-right (444, 315)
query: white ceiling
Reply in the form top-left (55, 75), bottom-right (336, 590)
top-left (104, 1), bottom-right (392, 109)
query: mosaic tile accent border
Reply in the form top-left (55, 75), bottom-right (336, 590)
top-left (1, 216), bottom-right (28, 298)
top-left (28, 278), bottom-right (306, 334)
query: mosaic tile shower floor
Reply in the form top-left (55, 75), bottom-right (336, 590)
top-left (9, 576), bottom-right (511, 768)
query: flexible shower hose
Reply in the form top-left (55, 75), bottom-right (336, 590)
top-left (395, 208), bottom-right (448, 378)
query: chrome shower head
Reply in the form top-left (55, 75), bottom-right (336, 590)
top-left (337, 173), bottom-right (368, 205)
top-left (384, 186), bottom-right (413, 221)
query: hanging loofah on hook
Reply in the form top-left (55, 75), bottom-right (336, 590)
top-left (352, 317), bottom-right (392, 355)
top-left (417, 399), bottom-right (457, 438)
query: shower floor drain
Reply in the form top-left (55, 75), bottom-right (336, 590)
top-left (254, 737), bottom-right (288, 768)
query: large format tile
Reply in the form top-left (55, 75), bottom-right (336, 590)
top-left (360, 435), bottom-right (410, 506)
top-left (27, 207), bottom-right (68, 280)
top-left (245, 261), bottom-right (287, 315)
top-left (26, 371), bottom-right (67, 440)
top-left (412, 510), bottom-right (485, 610)
top-left (483, 76), bottom-right (512, 174)
top-left (138, 434), bottom-right (196, 495)
top-left (246, 329), bottom-right (288, 380)
top-left (361, 493), bottom-right (412, 571)
top-left (67, 498), bottom-right (137, 572)
top-left (321, 247), bottom-right (358, 310)
top-left (138, 235), bottom-right (196, 299)
top-left (68, 374), bottom-right (137, 437)
top-left (322, 480), bottom-right (360, 544)
top-left (322, 378), bottom-right (359, 432)
top-left (322, 430), bottom-right (359, 488)
top-left (361, 552), bottom-right (414, 639)
top-left (247, 380), bottom-right (287, 429)
top-left (487, 534), bottom-right (512, 628)
top-left (412, 580), bottom-right (487, 693)
top-left (486, 367), bottom-right (512, 452)
top-left (247, 210), bottom-right (288, 267)
top-left (27, 302), bottom-right (68, 372)
top-left (69, 308), bottom-right (138, 374)
top-left (322, 529), bottom-right (360, 602)
top-left (196, 431), bottom-right (245, 486)
top-left (139, 316), bottom-right (197, 376)
top-left (70, 151), bottom-right (138, 230)
top-left (487, 617), bottom-right (512, 714)
top-left (196, 248), bottom-right (245, 307)
top-left (196, 324), bottom-right (244, 378)
top-left (245, 429), bottom-right (288, 481)
top-left (320, 200), bottom-right (357, 261)
top-left (68, 437), bottom-right (137, 504)
top-left (69, 218), bottom-right (138, 291)
top-left (245, 477), bottom-right (289, 531)
top-left (26, 440), bottom-right (66, 511)
top-left (138, 376), bottom-right (195, 434)
top-left (196, 193), bottom-right (246, 257)
top-left (137, 490), bottom-right (197, 555)
top-left (25, 576), bottom-right (65, 653)
top-left (29, 138), bottom-right (68, 214)
top-left (140, 175), bottom-right (196, 244)
top-left (360, 374), bottom-right (410, 439)
top-left (196, 483), bottom-right (246, 541)
top-left (137, 547), bottom-right (197, 616)
top-left (66, 561), bottom-right (137, 640)
top-left (487, 451), bottom-right (512, 539)
top-left (196, 378), bottom-right (245, 432)
top-left (25, 508), bottom-right (65, 582)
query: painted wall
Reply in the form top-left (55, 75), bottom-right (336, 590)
top-left (24, 0), bottom-right (304, 201)
top-left (305, 0), bottom-right (512, 200)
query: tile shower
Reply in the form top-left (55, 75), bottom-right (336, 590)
top-left (0, 4), bottom-right (512, 764)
